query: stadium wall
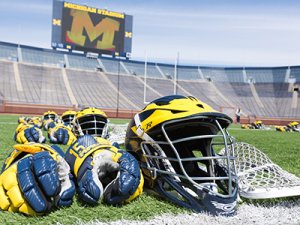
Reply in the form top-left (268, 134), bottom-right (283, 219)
top-left (0, 101), bottom-right (138, 119)
top-left (0, 101), bottom-right (298, 125)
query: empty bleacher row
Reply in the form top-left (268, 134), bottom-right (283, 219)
top-left (0, 41), bottom-right (299, 118)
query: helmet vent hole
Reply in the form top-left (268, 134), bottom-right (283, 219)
top-left (197, 104), bottom-right (204, 108)
top-left (155, 101), bottom-right (169, 106)
top-left (170, 110), bottom-right (185, 114)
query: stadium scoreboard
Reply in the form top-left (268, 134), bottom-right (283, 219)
top-left (51, 0), bottom-right (133, 57)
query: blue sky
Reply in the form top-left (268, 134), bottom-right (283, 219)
top-left (1, 0), bottom-right (300, 66)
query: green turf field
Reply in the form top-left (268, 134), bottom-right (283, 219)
top-left (0, 114), bottom-right (299, 224)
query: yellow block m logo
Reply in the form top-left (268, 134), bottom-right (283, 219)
top-left (53, 19), bottom-right (61, 26)
top-left (125, 32), bottom-right (132, 38)
top-left (66, 10), bottom-right (120, 50)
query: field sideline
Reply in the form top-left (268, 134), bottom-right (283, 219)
top-left (0, 114), bottom-right (300, 225)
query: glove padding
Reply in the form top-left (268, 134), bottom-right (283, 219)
top-left (65, 135), bottom-right (143, 205)
top-left (48, 124), bottom-right (76, 145)
top-left (0, 143), bottom-right (75, 215)
top-left (15, 124), bottom-right (46, 144)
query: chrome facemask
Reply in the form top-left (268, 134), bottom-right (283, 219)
top-left (136, 114), bottom-right (238, 198)
top-left (74, 114), bottom-right (109, 138)
top-left (62, 114), bottom-right (75, 125)
top-left (43, 114), bottom-right (57, 121)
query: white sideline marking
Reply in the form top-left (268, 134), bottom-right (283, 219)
top-left (0, 122), bottom-right (16, 124)
top-left (79, 200), bottom-right (300, 225)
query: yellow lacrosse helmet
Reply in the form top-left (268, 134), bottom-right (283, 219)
top-left (289, 121), bottom-right (299, 127)
top-left (42, 111), bottom-right (58, 121)
top-left (255, 120), bottom-right (262, 125)
top-left (125, 95), bottom-right (238, 216)
top-left (61, 110), bottom-right (77, 125)
top-left (73, 107), bottom-right (109, 137)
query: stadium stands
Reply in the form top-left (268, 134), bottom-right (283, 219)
top-left (18, 64), bottom-right (71, 105)
top-left (0, 41), bottom-right (299, 119)
top-left (177, 66), bottom-right (202, 80)
top-left (66, 69), bottom-right (135, 109)
top-left (272, 67), bottom-right (288, 83)
top-left (254, 83), bottom-right (279, 117)
top-left (99, 57), bottom-right (128, 74)
top-left (290, 66), bottom-right (300, 83)
top-left (146, 78), bottom-right (174, 97)
top-left (0, 61), bottom-right (19, 102)
top-left (122, 60), bottom-right (164, 78)
top-left (0, 42), bottom-right (18, 61)
top-left (201, 67), bottom-right (229, 82)
top-left (157, 63), bottom-right (175, 79)
top-left (213, 82), bottom-right (255, 115)
top-left (177, 80), bottom-right (220, 110)
top-left (104, 73), bottom-right (150, 109)
top-left (224, 68), bottom-right (245, 83)
top-left (273, 83), bottom-right (296, 118)
top-left (67, 54), bottom-right (100, 71)
top-left (245, 68), bottom-right (274, 83)
top-left (21, 47), bottom-right (65, 66)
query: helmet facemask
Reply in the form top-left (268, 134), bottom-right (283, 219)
top-left (62, 114), bottom-right (75, 126)
top-left (73, 114), bottom-right (109, 138)
top-left (136, 114), bottom-right (238, 215)
top-left (43, 113), bottom-right (58, 121)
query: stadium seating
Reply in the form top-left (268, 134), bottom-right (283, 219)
top-left (177, 66), bottom-right (203, 80)
top-left (18, 64), bottom-right (71, 105)
top-left (0, 61), bottom-right (19, 102)
top-left (146, 78), bottom-right (174, 97)
top-left (0, 42), bottom-right (18, 61)
top-left (177, 80), bottom-right (221, 110)
top-left (272, 67), bottom-right (288, 83)
top-left (122, 60), bottom-right (164, 78)
top-left (67, 54), bottom-right (100, 71)
top-left (290, 66), bottom-right (300, 84)
top-left (213, 82), bottom-right (259, 116)
top-left (104, 73), bottom-right (150, 109)
top-left (21, 47), bottom-right (65, 66)
top-left (254, 83), bottom-right (279, 117)
top-left (99, 57), bottom-right (128, 74)
top-left (0, 41), bottom-right (299, 119)
top-left (67, 69), bottom-right (121, 108)
top-left (157, 64), bottom-right (176, 79)
top-left (224, 68), bottom-right (245, 83)
top-left (245, 68), bottom-right (274, 83)
top-left (201, 67), bottom-right (229, 82)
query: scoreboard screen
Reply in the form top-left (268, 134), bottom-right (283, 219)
top-left (51, 1), bottom-right (133, 57)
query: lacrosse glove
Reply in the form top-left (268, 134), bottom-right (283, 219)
top-left (0, 143), bottom-right (75, 215)
top-left (65, 134), bottom-right (144, 205)
top-left (14, 124), bottom-right (46, 144)
top-left (48, 124), bottom-right (77, 145)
